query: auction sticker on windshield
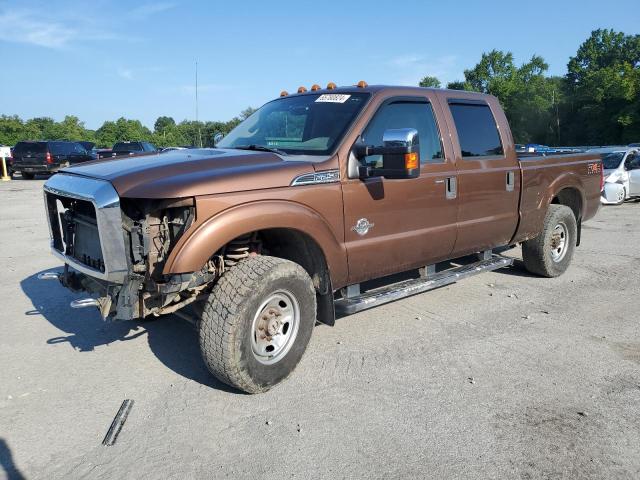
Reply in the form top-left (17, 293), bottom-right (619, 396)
top-left (315, 94), bottom-right (351, 103)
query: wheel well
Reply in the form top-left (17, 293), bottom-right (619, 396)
top-left (551, 187), bottom-right (583, 245)
top-left (225, 228), bottom-right (335, 326)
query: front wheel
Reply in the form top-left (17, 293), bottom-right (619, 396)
top-left (522, 204), bottom-right (577, 278)
top-left (615, 187), bottom-right (626, 205)
top-left (198, 256), bottom-right (316, 393)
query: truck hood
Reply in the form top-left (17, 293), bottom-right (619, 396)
top-left (61, 148), bottom-right (315, 198)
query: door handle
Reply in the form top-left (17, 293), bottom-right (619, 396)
top-left (445, 176), bottom-right (457, 199)
top-left (434, 179), bottom-right (445, 184)
top-left (506, 171), bottom-right (515, 192)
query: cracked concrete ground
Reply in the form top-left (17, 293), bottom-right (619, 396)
top-left (1, 177), bottom-right (639, 479)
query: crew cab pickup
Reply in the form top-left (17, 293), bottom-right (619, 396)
top-left (41, 84), bottom-right (602, 393)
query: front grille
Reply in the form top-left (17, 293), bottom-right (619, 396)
top-left (45, 191), bottom-right (105, 272)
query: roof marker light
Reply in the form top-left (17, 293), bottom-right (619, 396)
top-left (311, 84), bottom-right (321, 91)
top-left (356, 80), bottom-right (368, 88)
top-left (280, 90), bottom-right (289, 97)
top-left (326, 82), bottom-right (337, 90)
top-left (297, 86), bottom-right (307, 93)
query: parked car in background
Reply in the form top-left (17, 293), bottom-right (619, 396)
top-left (600, 148), bottom-right (640, 205)
top-left (111, 141), bottom-right (158, 157)
top-left (97, 148), bottom-right (113, 159)
top-left (76, 141), bottom-right (98, 160)
top-left (11, 141), bottom-right (93, 179)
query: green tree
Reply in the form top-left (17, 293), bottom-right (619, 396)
top-left (419, 76), bottom-right (441, 88)
top-left (563, 29), bottom-right (640, 144)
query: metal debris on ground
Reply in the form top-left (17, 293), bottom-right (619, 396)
top-left (266, 420), bottom-right (272, 426)
top-left (102, 399), bottom-right (134, 446)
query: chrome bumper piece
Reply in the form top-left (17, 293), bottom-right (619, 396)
top-left (43, 173), bottom-right (128, 284)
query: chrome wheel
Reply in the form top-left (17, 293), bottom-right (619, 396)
top-left (617, 188), bottom-right (626, 204)
top-left (250, 290), bottom-right (300, 365)
top-left (550, 222), bottom-right (569, 263)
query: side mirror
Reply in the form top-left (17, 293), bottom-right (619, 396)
top-left (354, 128), bottom-right (420, 180)
top-left (213, 133), bottom-right (224, 146)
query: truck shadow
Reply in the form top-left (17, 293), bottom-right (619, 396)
top-left (20, 269), bottom-right (238, 393)
top-left (0, 438), bottom-right (25, 480)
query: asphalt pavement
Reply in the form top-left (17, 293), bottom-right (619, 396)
top-left (1, 177), bottom-right (639, 479)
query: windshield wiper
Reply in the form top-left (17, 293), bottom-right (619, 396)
top-left (234, 144), bottom-right (288, 156)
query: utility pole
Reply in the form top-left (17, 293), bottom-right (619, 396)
top-left (196, 61), bottom-right (202, 148)
top-left (552, 88), bottom-right (560, 145)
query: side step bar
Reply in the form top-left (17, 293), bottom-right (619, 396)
top-left (334, 254), bottom-right (514, 316)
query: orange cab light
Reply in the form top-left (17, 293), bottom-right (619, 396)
top-left (297, 86), bottom-right (307, 93)
top-left (311, 84), bottom-right (321, 91)
top-left (405, 152), bottom-right (419, 169)
top-left (280, 90), bottom-right (289, 97)
top-left (326, 82), bottom-right (337, 90)
top-left (356, 80), bottom-right (368, 88)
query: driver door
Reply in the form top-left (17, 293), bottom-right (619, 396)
top-left (342, 94), bottom-right (458, 284)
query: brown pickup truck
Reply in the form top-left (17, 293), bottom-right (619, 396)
top-left (41, 83), bottom-right (602, 393)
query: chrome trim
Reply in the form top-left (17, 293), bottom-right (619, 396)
top-left (382, 128), bottom-right (419, 148)
top-left (70, 298), bottom-right (100, 309)
top-left (38, 272), bottom-right (61, 280)
top-left (291, 169), bottom-right (340, 186)
top-left (43, 174), bottom-right (128, 283)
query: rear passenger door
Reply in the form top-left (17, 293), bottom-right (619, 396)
top-left (438, 96), bottom-right (520, 255)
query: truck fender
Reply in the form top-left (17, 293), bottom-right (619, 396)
top-left (163, 200), bottom-right (348, 289)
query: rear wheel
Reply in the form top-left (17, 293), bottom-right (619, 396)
top-left (21, 172), bottom-right (35, 180)
top-left (522, 204), bottom-right (577, 278)
top-left (198, 256), bottom-right (316, 393)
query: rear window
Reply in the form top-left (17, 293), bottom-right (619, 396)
top-left (13, 142), bottom-right (46, 155)
top-left (113, 142), bottom-right (143, 152)
top-left (448, 101), bottom-right (504, 158)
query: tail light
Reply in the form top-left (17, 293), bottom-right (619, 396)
top-left (46, 152), bottom-right (53, 164)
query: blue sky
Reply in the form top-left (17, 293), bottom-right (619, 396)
top-left (0, 0), bottom-right (638, 130)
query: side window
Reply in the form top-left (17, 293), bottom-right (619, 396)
top-left (626, 154), bottom-right (640, 170)
top-left (448, 101), bottom-right (504, 158)
top-left (50, 142), bottom-right (65, 155)
top-left (360, 100), bottom-right (443, 167)
top-left (72, 143), bottom-right (85, 154)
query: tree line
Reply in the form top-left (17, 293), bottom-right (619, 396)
top-left (420, 29), bottom-right (640, 146)
top-left (1, 29), bottom-right (638, 148)
top-left (0, 107), bottom-right (256, 149)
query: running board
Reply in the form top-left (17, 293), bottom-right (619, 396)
top-left (334, 255), bottom-right (514, 316)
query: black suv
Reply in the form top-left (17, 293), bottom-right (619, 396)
top-left (111, 141), bottom-right (158, 156)
top-left (11, 141), bottom-right (93, 179)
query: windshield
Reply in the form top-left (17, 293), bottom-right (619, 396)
top-left (217, 92), bottom-right (370, 155)
top-left (602, 152), bottom-right (625, 170)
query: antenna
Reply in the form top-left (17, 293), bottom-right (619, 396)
top-left (196, 61), bottom-right (202, 147)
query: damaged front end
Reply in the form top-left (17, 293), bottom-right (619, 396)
top-left (43, 173), bottom-right (227, 321)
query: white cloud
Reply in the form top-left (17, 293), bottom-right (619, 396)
top-left (129, 2), bottom-right (176, 18)
top-left (0, 10), bottom-right (76, 48)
